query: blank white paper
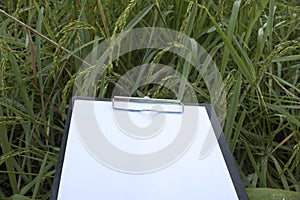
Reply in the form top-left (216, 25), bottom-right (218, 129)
top-left (57, 99), bottom-right (239, 200)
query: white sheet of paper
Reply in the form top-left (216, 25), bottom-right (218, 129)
top-left (57, 99), bottom-right (239, 199)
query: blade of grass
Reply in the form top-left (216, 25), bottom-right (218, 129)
top-left (0, 107), bottom-right (18, 194)
top-left (32, 153), bottom-right (48, 200)
top-left (244, 0), bottom-right (268, 47)
top-left (268, 153), bottom-right (290, 190)
top-left (254, 0), bottom-right (276, 61)
top-left (221, 0), bottom-right (241, 76)
top-left (244, 141), bottom-right (267, 187)
top-left (271, 131), bottom-right (297, 154)
top-left (266, 102), bottom-right (300, 127)
top-left (8, 53), bottom-right (34, 117)
top-left (154, 0), bottom-right (168, 28)
top-left (273, 54), bottom-right (300, 63)
top-left (196, 3), bottom-right (256, 84)
top-left (32, 1), bottom-right (56, 41)
top-left (246, 188), bottom-right (300, 200)
top-left (225, 72), bottom-right (242, 140)
top-left (97, 0), bottom-right (110, 38)
top-left (230, 109), bottom-right (246, 152)
top-left (36, 7), bottom-right (44, 93)
top-left (124, 4), bottom-right (155, 31)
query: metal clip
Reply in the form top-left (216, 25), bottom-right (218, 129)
top-left (112, 96), bottom-right (184, 113)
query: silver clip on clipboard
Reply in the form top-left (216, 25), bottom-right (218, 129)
top-left (112, 96), bottom-right (184, 113)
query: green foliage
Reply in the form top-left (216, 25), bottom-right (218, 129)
top-left (247, 188), bottom-right (300, 200)
top-left (0, 0), bottom-right (299, 199)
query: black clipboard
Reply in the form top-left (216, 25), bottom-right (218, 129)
top-left (50, 96), bottom-right (248, 200)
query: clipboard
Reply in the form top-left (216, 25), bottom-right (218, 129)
top-left (50, 96), bottom-right (248, 200)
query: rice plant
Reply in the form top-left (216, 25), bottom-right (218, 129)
top-left (0, 0), bottom-right (299, 199)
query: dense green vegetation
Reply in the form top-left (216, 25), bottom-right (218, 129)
top-left (0, 0), bottom-right (299, 199)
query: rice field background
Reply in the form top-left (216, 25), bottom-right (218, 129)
top-left (0, 0), bottom-right (299, 199)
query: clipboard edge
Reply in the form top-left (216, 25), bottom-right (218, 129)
top-left (204, 104), bottom-right (249, 200)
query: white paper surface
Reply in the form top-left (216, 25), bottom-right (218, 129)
top-left (57, 99), bottom-right (239, 200)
